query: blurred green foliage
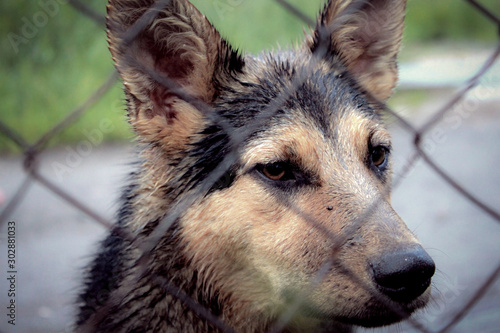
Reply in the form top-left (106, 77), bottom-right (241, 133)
top-left (0, 0), bottom-right (498, 152)
top-left (405, 0), bottom-right (498, 42)
top-left (0, 0), bottom-right (131, 152)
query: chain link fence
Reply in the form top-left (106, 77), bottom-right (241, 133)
top-left (0, 0), bottom-right (499, 332)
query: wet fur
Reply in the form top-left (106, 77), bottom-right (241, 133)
top-left (76, 0), bottom-right (432, 332)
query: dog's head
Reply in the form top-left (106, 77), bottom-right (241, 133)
top-left (107, 0), bottom-right (434, 330)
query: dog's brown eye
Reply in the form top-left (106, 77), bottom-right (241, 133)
top-left (371, 146), bottom-right (387, 168)
top-left (262, 162), bottom-right (287, 181)
top-left (256, 161), bottom-right (313, 189)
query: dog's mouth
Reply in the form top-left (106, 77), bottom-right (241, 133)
top-left (335, 289), bottom-right (431, 328)
top-left (276, 274), bottom-right (432, 329)
top-left (376, 277), bottom-right (432, 303)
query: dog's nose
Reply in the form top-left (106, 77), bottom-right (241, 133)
top-left (370, 246), bottom-right (435, 302)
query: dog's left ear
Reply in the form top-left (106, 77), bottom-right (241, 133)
top-left (309, 0), bottom-right (406, 101)
top-left (106, 0), bottom-right (244, 155)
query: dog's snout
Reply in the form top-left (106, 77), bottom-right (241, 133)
top-left (370, 246), bottom-right (435, 303)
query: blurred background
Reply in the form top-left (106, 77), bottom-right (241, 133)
top-left (0, 0), bottom-right (499, 332)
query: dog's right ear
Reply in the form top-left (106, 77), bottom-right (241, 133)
top-left (309, 0), bottom-right (406, 101)
top-left (107, 0), bottom-right (244, 151)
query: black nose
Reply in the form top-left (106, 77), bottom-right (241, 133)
top-left (370, 246), bottom-right (435, 302)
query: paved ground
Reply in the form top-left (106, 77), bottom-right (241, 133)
top-left (0, 93), bottom-right (499, 333)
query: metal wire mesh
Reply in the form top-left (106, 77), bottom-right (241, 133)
top-left (1, 0), bottom-right (499, 332)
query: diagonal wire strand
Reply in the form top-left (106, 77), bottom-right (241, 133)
top-left (0, 120), bottom-right (30, 151)
top-left (464, 0), bottom-right (500, 27)
top-left (29, 71), bottom-right (119, 155)
top-left (0, 176), bottom-right (33, 227)
top-left (416, 42), bottom-right (500, 136)
top-left (438, 262), bottom-right (500, 333)
top-left (67, 0), bottom-right (106, 26)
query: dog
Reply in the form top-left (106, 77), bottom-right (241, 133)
top-left (76, 0), bottom-right (435, 332)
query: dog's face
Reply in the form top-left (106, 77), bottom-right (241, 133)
top-left (179, 57), bottom-right (432, 328)
top-left (107, 0), bottom-right (434, 329)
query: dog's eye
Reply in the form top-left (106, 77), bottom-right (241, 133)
top-left (370, 146), bottom-right (388, 168)
top-left (259, 162), bottom-right (295, 181)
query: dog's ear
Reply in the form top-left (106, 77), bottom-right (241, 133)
top-left (107, 0), bottom-right (243, 151)
top-left (309, 0), bottom-right (406, 101)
